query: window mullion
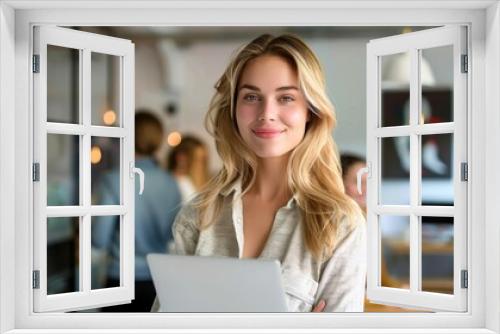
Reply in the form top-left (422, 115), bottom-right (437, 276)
top-left (409, 48), bottom-right (421, 294)
top-left (81, 48), bottom-right (91, 293)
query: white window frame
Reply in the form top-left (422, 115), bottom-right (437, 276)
top-left (366, 26), bottom-right (468, 312)
top-left (0, 1), bottom-right (499, 333)
top-left (32, 26), bottom-right (136, 312)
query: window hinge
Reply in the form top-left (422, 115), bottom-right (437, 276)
top-left (461, 270), bottom-right (468, 289)
top-left (33, 163), bottom-right (40, 182)
top-left (32, 270), bottom-right (40, 289)
top-left (461, 162), bottom-right (468, 181)
top-left (32, 55), bottom-right (40, 73)
top-left (461, 54), bottom-right (468, 73)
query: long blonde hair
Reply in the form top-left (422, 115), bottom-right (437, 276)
top-left (194, 34), bottom-right (361, 260)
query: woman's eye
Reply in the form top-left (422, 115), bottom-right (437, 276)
top-left (279, 95), bottom-right (295, 103)
top-left (243, 94), bottom-right (260, 102)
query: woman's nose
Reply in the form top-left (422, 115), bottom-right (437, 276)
top-left (258, 99), bottom-right (277, 121)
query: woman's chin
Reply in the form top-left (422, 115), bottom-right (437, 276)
top-left (254, 149), bottom-right (291, 160)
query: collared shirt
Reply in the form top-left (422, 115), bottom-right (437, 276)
top-left (152, 179), bottom-right (366, 312)
top-left (92, 158), bottom-right (182, 281)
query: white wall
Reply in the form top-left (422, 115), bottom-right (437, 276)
top-left (174, 40), bottom-right (247, 171)
top-left (309, 38), bottom-right (368, 157)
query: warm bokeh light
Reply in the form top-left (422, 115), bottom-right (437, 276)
top-left (103, 110), bottom-right (117, 125)
top-left (167, 131), bottom-right (182, 147)
top-left (91, 146), bottom-right (102, 164)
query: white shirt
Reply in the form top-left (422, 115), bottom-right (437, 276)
top-left (152, 180), bottom-right (366, 312)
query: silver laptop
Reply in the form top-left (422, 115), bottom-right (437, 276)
top-left (147, 253), bottom-right (288, 312)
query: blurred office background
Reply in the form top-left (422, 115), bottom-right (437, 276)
top-left (46, 26), bottom-right (454, 312)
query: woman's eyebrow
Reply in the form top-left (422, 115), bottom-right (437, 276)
top-left (239, 84), bottom-right (260, 92)
top-left (276, 86), bottom-right (299, 92)
top-left (239, 84), bottom-right (299, 92)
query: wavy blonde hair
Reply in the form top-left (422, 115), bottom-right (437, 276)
top-left (194, 34), bottom-right (361, 260)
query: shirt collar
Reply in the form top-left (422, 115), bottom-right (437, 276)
top-left (220, 180), bottom-right (239, 197)
top-left (221, 178), bottom-right (298, 209)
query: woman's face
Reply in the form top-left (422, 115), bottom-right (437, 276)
top-left (235, 55), bottom-right (309, 159)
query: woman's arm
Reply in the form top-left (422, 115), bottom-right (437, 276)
top-left (315, 214), bottom-right (367, 312)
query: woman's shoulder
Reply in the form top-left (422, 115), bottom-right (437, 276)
top-left (173, 197), bottom-right (201, 230)
top-left (334, 209), bottom-right (366, 250)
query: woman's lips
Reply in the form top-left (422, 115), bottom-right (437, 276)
top-left (252, 129), bottom-right (285, 138)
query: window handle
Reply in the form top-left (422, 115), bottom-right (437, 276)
top-left (130, 162), bottom-right (145, 195)
top-left (356, 163), bottom-right (371, 195)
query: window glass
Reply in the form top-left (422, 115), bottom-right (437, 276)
top-left (91, 53), bottom-right (121, 127)
top-left (380, 137), bottom-right (410, 205)
top-left (421, 133), bottom-right (454, 206)
top-left (381, 52), bottom-right (410, 127)
top-left (91, 216), bottom-right (120, 290)
top-left (421, 217), bottom-right (454, 294)
top-left (420, 46), bottom-right (453, 124)
top-left (47, 45), bottom-right (80, 124)
top-left (47, 134), bottom-right (80, 206)
top-left (47, 217), bottom-right (80, 295)
top-left (91, 137), bottom-right (121, 205)
top-left (380, 215), bottom-right (410, 289)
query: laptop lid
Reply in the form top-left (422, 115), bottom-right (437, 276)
top-left (147, 253), bottom-right (288, 312)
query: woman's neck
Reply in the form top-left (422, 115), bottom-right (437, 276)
top-left (248, 155), bottom-right (291, 203)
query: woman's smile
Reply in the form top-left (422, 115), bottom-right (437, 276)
top-left (252, 128), bottom-right (286, 139)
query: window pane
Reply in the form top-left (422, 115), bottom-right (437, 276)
top-left (380, 52), bottom-right (410, 127)
top-left (91, 216), bottom-right (120, 290)
top-left (380, 215), bottom-right (410, 289)
top-left (47, 217), bottom-right (80, 295)
top-left (47, 45), bottom-right (80, 124)
top-left (421, 133), bottom-right (454, 206)
top-left (421, 217), bottom-right (454, 294)
top-left (91, 53), bottom-right (121, 127)
top-left (420, 46), bottom-right (453, 124)
top-left (380, 137), bottom-right (410, 205)
top-left (91, 137), bottom-right (121, 205)
top-left (47, 134), bottom-right (80, 206)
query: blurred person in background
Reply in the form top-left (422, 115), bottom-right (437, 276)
top-left (166, 135), bottom-right (210, 203)
top-left (340, 153), bottom-right (367, 215)
top-left (92, 110), bottom-right (182, 312)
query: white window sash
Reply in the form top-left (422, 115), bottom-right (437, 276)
top-left (366, 25), bottom-right (468, 312)
top-left (32, 26), bottom-right (135, 312)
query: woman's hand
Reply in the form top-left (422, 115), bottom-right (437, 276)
top-left (312, 299), bottom-right (326, 312)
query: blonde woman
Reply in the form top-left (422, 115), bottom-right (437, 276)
top-left (154, 34), bottom-right (366, 312)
